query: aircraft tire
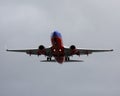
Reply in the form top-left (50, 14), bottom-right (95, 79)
top-left (65, 57), bottom-right (70, 61)
top-left (47, 57), bottom-right (51, 61)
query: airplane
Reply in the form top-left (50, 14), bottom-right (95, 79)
top-left (7, 31), bottom-right (113, 64)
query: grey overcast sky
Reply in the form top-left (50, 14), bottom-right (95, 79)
top-left (0, 0), bottom-right (120, 96)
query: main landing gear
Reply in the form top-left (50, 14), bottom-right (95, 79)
top-left (47, 57), bottom-right (52, 61)
top-left (47, 57), bottom-right (70, 61)
top-left (65, 57), bottom-right (70, 61)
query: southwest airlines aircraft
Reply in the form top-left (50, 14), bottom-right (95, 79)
top-left (7, 31), bottom-right (113, 64)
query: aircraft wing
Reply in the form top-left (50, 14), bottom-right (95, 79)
top-left (7, 49), bottom-right (38, 54)
top-left (78, 49), bottom-right (113, 54)
top-left (64, 48), bottom-right (113, 56)
top-left (6, 48), bottom-right (51, 56)
top-left (7, 47), bottom-right (113, 56)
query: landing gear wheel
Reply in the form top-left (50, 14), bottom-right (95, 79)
top-left (65, 57), bottom-right (70, 61)
top-left (68, 57), bottom-right (70, 61)
top-left (47, 57), bottom-right (51, 61)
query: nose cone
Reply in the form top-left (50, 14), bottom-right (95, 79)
top-left (52, 31), bottom-right (62, 38)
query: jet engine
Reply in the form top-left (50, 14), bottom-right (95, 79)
top-left (70, 45), bottom-right (76, 50)
top-left (38, 45), bottom-right (45, 50)
top-left (37, 45), bottom-right (46, 56)
top-left (70, 45), bottom-right (80, 55)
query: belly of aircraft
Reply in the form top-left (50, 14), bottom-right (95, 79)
top-left (55, 56), bottom-right (65, 64)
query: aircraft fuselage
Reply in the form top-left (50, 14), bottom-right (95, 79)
top-left (51, 31), bottom-right (65, 63)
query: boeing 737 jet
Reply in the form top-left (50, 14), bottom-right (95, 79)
top-left (7, 31), bottom-right (113, 64)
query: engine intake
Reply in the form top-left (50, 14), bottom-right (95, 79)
top-left (39, 45), bottom-right (45, 50)
top-left (70, 45), bottom-right (76, 50)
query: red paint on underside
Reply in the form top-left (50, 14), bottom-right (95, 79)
top-left (51, 35), bottom-right (65, 63)
top-left (55, 56), bottom-right (65, 64)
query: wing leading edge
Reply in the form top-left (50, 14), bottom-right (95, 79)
top-left (78, 48), bottom-right (113, 53)
top-left (64, 47), bottom-right (113, 56)
top-left (7, 49), bottom-right (38, 54)
top-left (6, 48), bottom-right (51, 56)
top-left (7, 48), bottom-right (113, 56)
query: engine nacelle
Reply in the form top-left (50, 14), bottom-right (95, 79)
top-left (38, 45), bottom-right (45, 50)
top-left (70, 45), bottom-right (76, 50)
top-left (70, 45), bottom-right (80, 55)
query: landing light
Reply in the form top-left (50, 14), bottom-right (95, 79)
top-left (53, 49), bottom-right (56, 52)
top-left (59, 49), bottom-right (62, 52)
